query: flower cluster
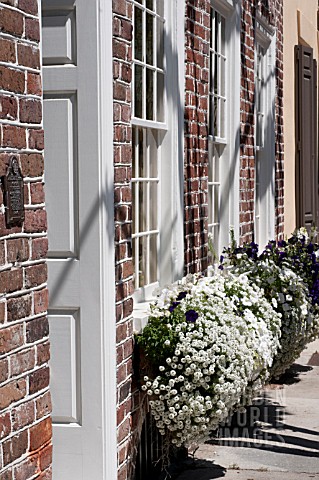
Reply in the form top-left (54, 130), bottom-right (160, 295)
top-left (137, 273), bottom-right (281, 447)
top-left (221, 228), bottom-right (319, 378)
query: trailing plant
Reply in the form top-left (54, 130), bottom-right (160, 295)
top-left (137, 273), bottom-right (281, 447)
top-left (220, 228), bottom-right (319, 378)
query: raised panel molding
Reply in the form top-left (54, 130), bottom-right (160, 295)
top-left (43, 11), bottom-right (76, 65)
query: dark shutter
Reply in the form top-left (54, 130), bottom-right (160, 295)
top-left (295, 45), bottom-right (318, 230)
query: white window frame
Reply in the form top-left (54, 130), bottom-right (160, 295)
top-left (254, 15), bottom-right (276, 248)
top-left (208, 0), bottom-right (240, 268)
top-left (132, 0), bottom-right (185, 330)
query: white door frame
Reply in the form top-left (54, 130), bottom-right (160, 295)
top-left (98, 1), bottom-right (117, 479)
top-left (40, 0), bottom-right (117, 477)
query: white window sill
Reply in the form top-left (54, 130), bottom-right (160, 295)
top-left (133, 301), bottom-right (152, 334)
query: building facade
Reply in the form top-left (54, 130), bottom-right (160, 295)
top-left (0, 0), bottom-right (286, 479)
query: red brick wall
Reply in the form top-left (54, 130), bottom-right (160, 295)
top-left (112, 1), bottom-right (135, 479)
top-left (240, 0), bottom-right (284, 242)
top-left (0, 1), bottom-right (52, 479)
top-left (184, 0), bottom-right (210, 275)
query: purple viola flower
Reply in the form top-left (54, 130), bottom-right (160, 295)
top-left (169, 302), bottom-right (180, 313)
top-left (278, 239), bottom-right (287, 248)
top-left (177, 292), bottom-right (187, 301)
top-left (220, 255), bottom-right (224, 263)
top-left (307, 243), bottom-right (314, 253)
top-left (185, 310), bottom-right (198, 323)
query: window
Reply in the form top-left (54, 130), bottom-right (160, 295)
top-left (133, 0), bottom-right (165, 123)
top-left (208, 0), bottom-right (240, 263)
top-left (254, 43), bottom-right (266, 243)
top-left (132, 0), bottom-right (184, 318)
top-left (254, 18), bottom-right (276, 247)
top-left (132, 0), bottom-right (165, 300)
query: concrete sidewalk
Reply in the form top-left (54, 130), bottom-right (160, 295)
top-left (174, 339), bottom-right (319, 480)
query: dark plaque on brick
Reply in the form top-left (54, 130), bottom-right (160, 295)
top-left (4, 156), bottom-right (25, 227)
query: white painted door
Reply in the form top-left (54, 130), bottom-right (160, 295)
top-left (42, 1), bottom-right (116, 479)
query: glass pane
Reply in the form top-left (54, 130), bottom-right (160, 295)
top-left (146, 68), bottom-right (154, 120)
top-left (132, 182), bottom-right (138, 233)
top-left (136, 0), bottom-right (143, 3)
top-left (220, 58), bottom-right (226, 97)
top-left (157, 18), bottom-right (164, 69)
top-left (146, 12), bottom-right (154, 65)
top-left (157, 0), bottom-right (164, 17)
top-left (138, 128), bottom-right (144, 177)
top-left (149, 182), bottom-right (158, 230)
top-left (146, 0), bottom-right (154, 10)
top-left (214, 97), bottom-right (219, 137)
top-left (134, 65), bottom-right (143, 118)
top-left (156, 71), bottom-right (165, 122)
top-left (221, 16), bottom-right (225, 56)
top-left (214, 53), bottom-right (218, 94)
top-left (220, 99), bottom-right (225, 138)
top-left (214, 14), bottom-right (218, 53)
top-left (138, 182), bottom-right (147, 232)
top-left (149, 234), bottom-right (158, 283)
top-left (139, 236), bottom-right (147, 288)
top-left (134, 6), bottom-right (143, 61)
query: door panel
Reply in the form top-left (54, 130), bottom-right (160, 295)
top-left (43, 95), bottom-right (78, 258)
top-left (42, 1), bottom-right (107, 478)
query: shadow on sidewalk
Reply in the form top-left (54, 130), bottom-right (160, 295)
top-left (205, 363), bottom-right (319, 458)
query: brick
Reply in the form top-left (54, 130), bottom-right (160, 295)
top-left (7, 238), bottom-right (30, 264)
top-left (14, 454), bottom-right (39, 480)
top-left (18, 0), bottom-right (38, 15)
top-left (24, 263), bottom-right (47, 288)
top-left (29, 366), bottom-right (50, 395)
top-left (27, 72), bottom-right (42, 96)
top-left (30, 417), bottom-right (52, 451)
top-left (25, 17), bottom-right (40, 42)
top-left (26, 317), bottom-right (49, 343)
top-left (7, 294), bottom-right (32, 322)
top-left (0, 468), bottom-right (13, 480)
top-left (2, 125), bottom-right (26, 149)
top-left (0, 269), bottom-right (23, 294)
top-left (12, 401), bottom-right (35, 430)
top-left (28, 129), bottom-right (44, 150)
top-left (0, 302), bottom-right (5, 324)
top-left (39, 444), bottom-right (52, 471)
top-left (37, 341), bottom-right (50, 366)
top-left (0, 7), bottom-right (23, 36)
top-left (20, 153), bottom-right (44, 176)
top-left (17, 44), bottom-right (40, 70)
top-left (10, 348), bottom-right (35, 376)
top-left (34, 288), bottom-right (49, 314)
top-left (113, 0), bottom-right (126, 16)
top-left (0, 358), bottom-right (9, 383)
top-left (0, 38), bottom-right (16, 63)
top-left (0, 412), bottom-right (11, 440)
top-left (3, 430), bottom-right (28, 466)
top-left (20, 98), bottom-right (42, 124)
top-left (31, 237), bottom-right (48, 260)
top-left (0, 94), bottom-right (18, 120)
top-left (0, 378), bottom-right (26, 409)
top-left (38, 468), bottom-right (52, 480)
top-left (31, 182), bottom-right (45, 204)
top-left (35, 391), bottom-right (52, 420)
top-left (24, 209), bottom-right (47, 233)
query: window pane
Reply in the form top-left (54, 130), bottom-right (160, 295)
top-left (157, 18), bottom-right (164, 69)
top-left (146, 12), bottom-right (154, 65)
top-left (157, 71), bottom-right (165, 122)
top-left (148, 129), bottom-right (158, 177)
top-left (146, 68), bottom-right (154, 120)
top-left (220, 99), bottom-right (225, 138)
top-left (138, 128), bottom-right (144, 177)
top-left (146, 0), bottom-right (154, 10)
top-left (150, 234), bottom-right (158, 283)
top-left (134, 6), bottom-right (143, 61)
top-left (139, 182), bottom-right (147, 232)
top-left (157, 0), bottom-right (164, 17)
top-left (221, 16), bottom-right (225, 55)
top-left (139, 236), bottom-right (147, 287)
top-left (149, 182), bottom-right (158, 230)
top-left (134, 65), bottom-right (143, 118)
